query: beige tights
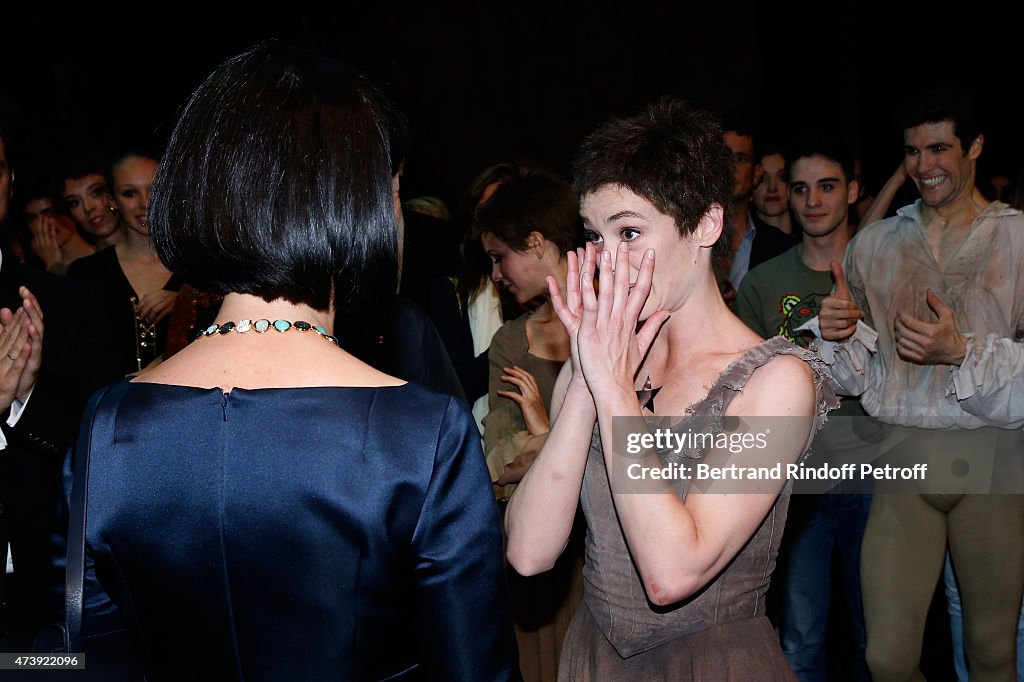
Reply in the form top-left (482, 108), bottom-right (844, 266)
top-left (861, 492), bottom-right (1024, 682)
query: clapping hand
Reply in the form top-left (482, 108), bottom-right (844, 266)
top-left (0, 287), bottom-right (44, 408)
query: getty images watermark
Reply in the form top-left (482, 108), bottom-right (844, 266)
top-left (609, 416), bottom-right (1024, 495)
top-left (624, 427), bottom-right (926, 483)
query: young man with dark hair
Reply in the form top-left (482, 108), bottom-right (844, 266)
top-left (736, 135), bottom-right (859, 343)
top-left (736, 134), bottom-right (871, 681)
top-left (818, 83), bottom-right (1024, 681)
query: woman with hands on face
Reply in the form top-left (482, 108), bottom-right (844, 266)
top-left (506, 99), bottom-right (836, 680)
top-left (22, 192), bottom-right (95, 274)
top-left (68, 150), bottom-right (180, 373)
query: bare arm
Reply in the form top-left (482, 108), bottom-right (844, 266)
top-left (482, 323), bottom-right (538, 487)
top-left (504, 361), bottom-right (595, 574)
top-left (492, 365), bottom-right (551, 485)
top-left (595, 356), bottom-right (815, 604)
top-left (857, 163), bottom-right (907, 231)
top-left (505, 246), bottom-right (598, 575)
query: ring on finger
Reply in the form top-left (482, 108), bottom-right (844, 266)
top-left (6, 352), bottom-right (16, 361)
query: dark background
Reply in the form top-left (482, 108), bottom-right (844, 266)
top-left (3, 2), bottom-right (1020, 208)
top-left (2, 5), bottom-right (1006, 677)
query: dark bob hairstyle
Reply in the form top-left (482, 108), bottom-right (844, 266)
top-left (150, 41), bottom-right (397, 311)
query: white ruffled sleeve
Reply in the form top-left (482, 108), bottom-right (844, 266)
top-left (800, 318), bottom-right (877, 398)
top-left (948, 333), bottom-right (1024, 428)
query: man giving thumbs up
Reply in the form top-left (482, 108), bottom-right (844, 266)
top-left (814, 83), bottom-right (1024, 682)
top-left (819, 260), bottom-right (864, 343)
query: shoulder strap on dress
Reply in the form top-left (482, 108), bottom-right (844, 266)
top-left (717, 338), bottom-right (820, 390)
top-left (710, 336), bottom-right (839, 423)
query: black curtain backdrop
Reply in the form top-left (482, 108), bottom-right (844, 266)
top-left (4, 2), bottom-right (1019, 208)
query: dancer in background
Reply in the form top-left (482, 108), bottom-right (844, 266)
top-left (68, 150), bottom-right (180, 373)
top-left (474, 168), bottom-right (583, 681)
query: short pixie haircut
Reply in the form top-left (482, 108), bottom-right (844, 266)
top-left (573, 97), bottom-right (735, 260)
top-left (471, 169), bottom-right (581, 255)
top-left (53, 147), bottom-right (113, 204)
top-left (150, 41), bottom-right (396, 311)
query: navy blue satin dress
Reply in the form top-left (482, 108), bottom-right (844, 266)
top-left (80, 380), bottom-right (518, 681)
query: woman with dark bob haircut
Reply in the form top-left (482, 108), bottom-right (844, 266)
top-left (73, 41), bottom-right (519, 681)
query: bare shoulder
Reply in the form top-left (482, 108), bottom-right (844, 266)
top-left (751, 353), bottom-right (814, 383)
top-left (732, 354), bottom-right (816, 417)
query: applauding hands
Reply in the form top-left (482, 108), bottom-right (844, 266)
top-left (0, 287), bottom-right (44, 409)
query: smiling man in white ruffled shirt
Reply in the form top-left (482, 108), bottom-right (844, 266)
top-left (815, 82), bottom-right (1024, 682)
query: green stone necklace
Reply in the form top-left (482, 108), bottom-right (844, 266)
top-left (198, 319), bottom-right (339, 346)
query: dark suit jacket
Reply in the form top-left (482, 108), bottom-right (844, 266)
top-left (415, 277), bottom-right (489, 403)
top-left (336, 294), bottom-right (468, 405)
top-left (750, 213), bottom-right (801, 271)
top-left (0, 254), bottom-right (122, 642)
